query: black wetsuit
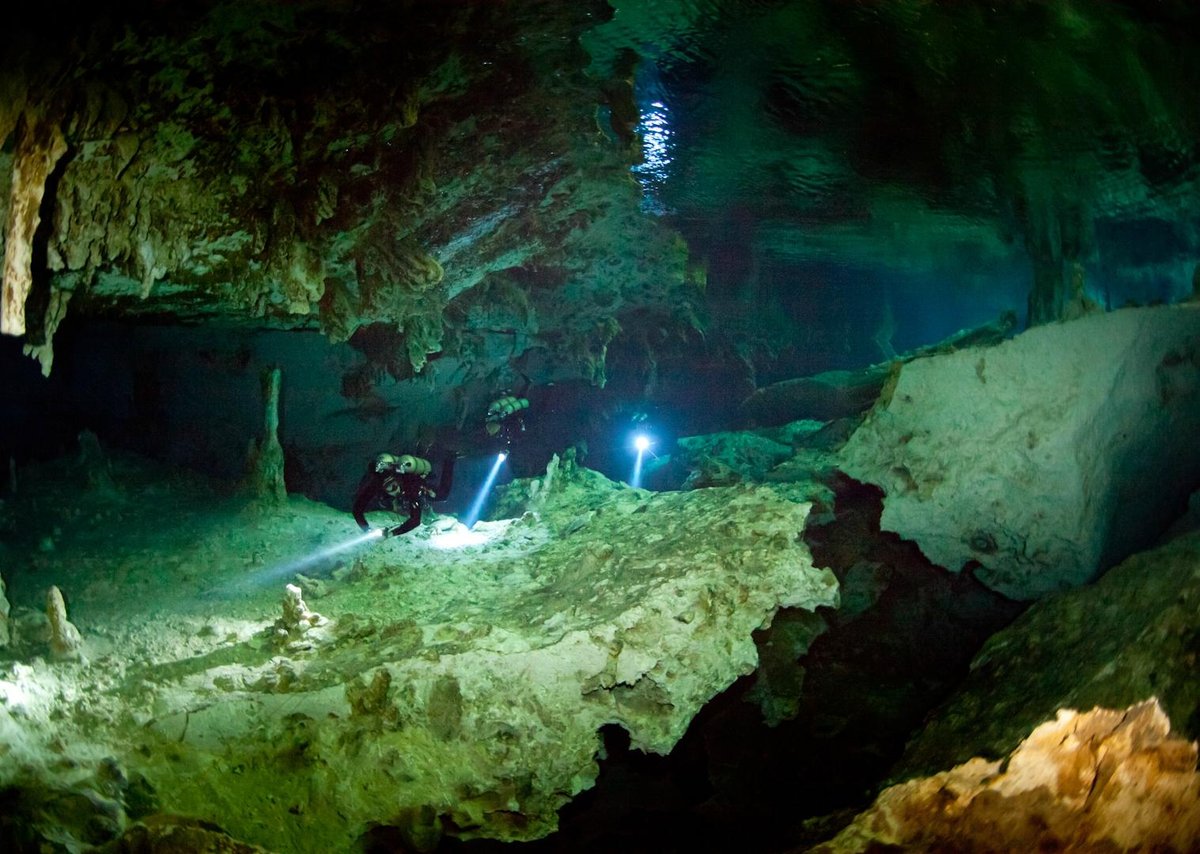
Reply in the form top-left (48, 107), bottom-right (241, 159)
top-left (352, 456), bottom-right (455, 537)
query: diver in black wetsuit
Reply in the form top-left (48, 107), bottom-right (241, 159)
top-left (352, 452), bottom-right (456, 537)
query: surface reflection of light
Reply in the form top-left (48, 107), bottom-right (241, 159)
top-left (464, 453), bottom-right (507, 529)
top-left (636, 101), bottom-right (673, 179)
top-left (632, 99), bottom-right (674, 213)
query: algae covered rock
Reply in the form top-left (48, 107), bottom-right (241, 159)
top-left (0, 461), bottom-right (836, 851)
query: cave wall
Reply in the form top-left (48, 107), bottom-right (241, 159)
top-left (0, 0), bottom-right (701, 393)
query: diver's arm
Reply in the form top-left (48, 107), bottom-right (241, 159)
top-left (352, 471), bottom-right (384, 530)
top-left (388, 503), bottom-right (422, 536)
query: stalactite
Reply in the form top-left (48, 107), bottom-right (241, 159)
top-left (1, 110), bottom-right (66, 337)
top-left (21, 285), bottom-right (71, 376)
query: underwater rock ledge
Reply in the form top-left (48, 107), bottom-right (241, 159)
top-left (0, 460), bottom-right (836, 851)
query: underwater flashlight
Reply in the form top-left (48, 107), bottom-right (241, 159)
top-left (463, 452), bottom-right (508, 529)
top-left (630, 432), bottom-right (654, 489)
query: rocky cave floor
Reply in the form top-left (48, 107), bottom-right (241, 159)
top-left (438, 476), bottom-right (1028, 854)
top-left (0, 443), bottom-right (1025, 852)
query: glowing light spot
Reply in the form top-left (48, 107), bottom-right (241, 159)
top-left (429, 521), bottom-right (492, 550)
top-left (0, 679), bottom-right (30, 709)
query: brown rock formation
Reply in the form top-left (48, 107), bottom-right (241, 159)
top-left (812, 699), bottom-right (1200, 853)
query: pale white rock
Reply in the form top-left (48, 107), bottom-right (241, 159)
top-left (45, 585), bottom-right (83, 660)
top-left (840, 304), bottom-right (1200, 599)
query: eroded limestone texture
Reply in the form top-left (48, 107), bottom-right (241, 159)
top-left (813, 699), bottom-right (1200, 853)
top-left (0, 2), bottom-right (698, 388)
top-left (1, 110), bottom-right (67, 337)
top-left (0, 458), bottom-right (835, 851)
top-left (840, 304), bottom-right (1200, 598)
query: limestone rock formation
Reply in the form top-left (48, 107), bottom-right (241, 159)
top-left (272, 584), bottom-right (325, 643)
top-left (840, 304), bottom-right (1200, 599)
top-left (1, 107), bottom-right (67, 338)
top-left (0, 2), bottom-right (698, 389)
top-left (247, 367), bottom-right (287, 504)
top-left (812, 699), bottom-right (1200, 853)
top-left (0, 464), bottom-right (836, 851)
top-left (45, 585), bottom-right (82, 661)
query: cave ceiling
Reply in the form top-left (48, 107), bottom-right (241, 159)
top-left (2, 0), bottom-right (1198, 388)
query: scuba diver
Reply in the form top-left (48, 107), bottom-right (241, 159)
top-left (352, 451), bottom-right (456, 537)
top-left (485, 394), bottom-right (529, 452)
top-left (484, 390), bottom-right (530, 455)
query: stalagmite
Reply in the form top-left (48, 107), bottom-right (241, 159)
top-left (1, 111), bottom-right (67, 337)
top-left (274, 583), bottom-right (323, 640)
top-left (248, 366), bottom-right (287, 503)
top-left (46, 585), bottom-right (82, 660)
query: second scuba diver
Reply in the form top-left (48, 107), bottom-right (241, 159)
top-left (352, 451), bottom-right (456, 537)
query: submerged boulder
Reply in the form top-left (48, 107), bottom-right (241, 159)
top-left (840, 304), bottom-right (1200, 599)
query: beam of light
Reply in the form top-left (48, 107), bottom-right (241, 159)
top-left (630, 433), bottom-right (653, 489)
top-left (463, 452), bottom-right (507, 529)
top-left (249, 528), bottom-right (383, 586)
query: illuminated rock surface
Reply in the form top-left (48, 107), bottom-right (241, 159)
top-left (812, 699), bottom-right (1200, 854)
top-left (840, 304), bottom-right (1200, 599)
top-left (0, 452), bottom-right (835, 851)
